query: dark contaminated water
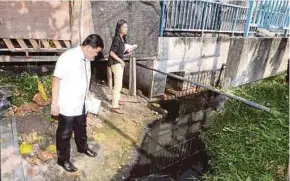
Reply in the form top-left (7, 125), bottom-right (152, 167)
top-left (113, 91), bottom-right (225, 181)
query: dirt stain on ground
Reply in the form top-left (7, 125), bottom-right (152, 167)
top-left (13, 82), bottom-right (161, 181)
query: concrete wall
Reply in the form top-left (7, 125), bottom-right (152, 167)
top-left (149, 37), bottom-right (289, 97)
top-left (226, 38), bottom-right (289, 86)
top-left (152, 37), bottom-right (231, 97)
top-left (91, 1), bottom-right (160, 58)
top-left (89, 1), bottom-right (160, 97)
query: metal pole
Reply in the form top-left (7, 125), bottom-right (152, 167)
top-left (129, 56), bottom-right (132, 95)
top-left (243, 0), bottom-right (255, 37)
top-left (136, 63), bottom-right (271, 113)
top-left (132, 57), bottom-right (137, 96)
top-left (159, 0), bottom-right (166, 36)
top-left (232, 7), bottom-right (239, 36)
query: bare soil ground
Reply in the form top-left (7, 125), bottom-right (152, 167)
top-left (13, 81), bottom-right (161, 181)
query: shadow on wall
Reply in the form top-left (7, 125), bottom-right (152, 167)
top-left (224, 38), bottom-right (244, 84)
top-left (232, 38), bottom-right (289, 87)
top-left (247, 39), bottom-right (272, 82)
top-left (152, 37), bottom-right (226, 98)
top-left (210, 37), bottom-right (222, 85)
top-left (0, 1), bottom-right (72, 40)
top-left (174, 37), bottom-right (194, 72)
top-left (269, 38), bottom-right (288, 76)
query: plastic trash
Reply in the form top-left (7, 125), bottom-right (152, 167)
top-left (0, 88), bottom-right (12, 112)
top-left (0, 98), bottom-right (10, 112)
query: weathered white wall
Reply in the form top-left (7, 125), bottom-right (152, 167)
top-left (149, 37), bottom-right (289, 97)
top-left (229, 38), bottom-right (289, 86)
top-left (156, 37), bottom-right (230, 73)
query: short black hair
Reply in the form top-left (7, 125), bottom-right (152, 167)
top-left (82, 34), bottom-right (104, 49)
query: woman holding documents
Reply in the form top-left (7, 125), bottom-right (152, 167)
top-left (108, 19), bottom-right (137, 114)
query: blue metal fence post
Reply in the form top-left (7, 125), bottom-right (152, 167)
top-left (243, 0), bottom-right (255, 36)
top-left (159, 0), bottom-right (166, 36)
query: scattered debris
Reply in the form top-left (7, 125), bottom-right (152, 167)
top-left (151, 103), bottom-right (160, 108)
top-left (46, 144), bottom-right (56, 154)
top-left (276, 165), bottom-right (285, 177)
top-left (95, 122), bottom-right (104, 128)
top-left (41, 66), bottom-right (49, 73)
top-left (20, 142), bottom-right (33, 155)
top-left (27, 157), bottom-right (41, 166)
top-left (256, 28), bottom-right (276, 37)
top-left (38, 150), bottom-right (54, 162)
top-left (22, 131), bottom-right (44, 144)
top-left (137, 90), bottom-right (142, 96)
top-left (5, 80), bottom-right (159, 180)
top-left (4, 107), bottom-right (15, 117)
top-left (33, 93), bottom-right (51, 106)
top-left (37, 80), bottom-right (48, 101)
top-left (0, 88), bottom-right (11, 111)
top-left (13, 103), bottom-right (43, 117)
top-left (32, 144), bottom-right (40, 155)
top-left (66, 171), bottom-right (82, 178)
top-left (0, 98), bottom-right (10, 112)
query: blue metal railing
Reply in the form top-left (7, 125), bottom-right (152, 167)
top-left (162, 0), bottom-right (248, 34)
top-left (160, 0), bottom-right (290, 37)
top-left (247, 0), bottom-right (290, 36)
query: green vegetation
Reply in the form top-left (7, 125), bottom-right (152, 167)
top-left (203, 75), bottom-right (289, 181)
top-left (0, 72), bottom-right (52, 106)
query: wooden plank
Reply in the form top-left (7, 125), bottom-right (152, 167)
top-left (129, 56), bottom-right (133, 96)
top-left (132, 57), bottom-right (137, 96)
top-left (128, 56), bottom-right (137, 96)
top-left (64, 40), bottom-right (71, 48)
top-left (41, 39), bottom-right (51, 49)
top-left (1, 48), bottom-right (67, 52)
top-left (0, 118), bottom-right (25, 181)
top-left (11, 117), bottom-right (25, 180)
top-left (53, 40), bottom-right (62, 49)
top-left (29, 39), bottom-right (39, 49)
top-left (3, 39), bottom-right (15, 51)
top-left (16, 39), bottom-right (28, 50)
top-left (0, 2), bottom-right (71, 40)
top-left (0, 55), bottom-right (58, 62)
top-left (166, 88), bottom-right (197, 97)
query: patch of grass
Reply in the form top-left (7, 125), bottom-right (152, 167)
top-left (0, 72), bottom-right (52, 106)
top-left (203, 76), bottom-right (289, 181)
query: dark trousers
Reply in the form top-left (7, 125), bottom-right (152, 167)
top-left (56, 106), bottom-right (88, 163)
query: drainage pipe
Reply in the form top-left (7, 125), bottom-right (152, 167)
top-left (136, 63), bottom-right (271, 113)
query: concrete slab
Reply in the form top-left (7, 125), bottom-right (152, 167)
top-left (1, 117), bottom-right (25, 181)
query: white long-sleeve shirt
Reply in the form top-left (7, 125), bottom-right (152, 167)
top-left (54, 46), bottom-right (91, 116)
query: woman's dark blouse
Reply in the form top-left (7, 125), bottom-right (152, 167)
top-left (108, 36), bottom-right (125, 66)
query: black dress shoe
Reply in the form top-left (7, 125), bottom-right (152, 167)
top-left (79, 148), bottom-right (98, 157)
top-left (57, 160), bottom-right (78, 172)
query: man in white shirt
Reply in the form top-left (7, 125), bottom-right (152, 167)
top-left (51, 34), bottom-right (104, 172)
